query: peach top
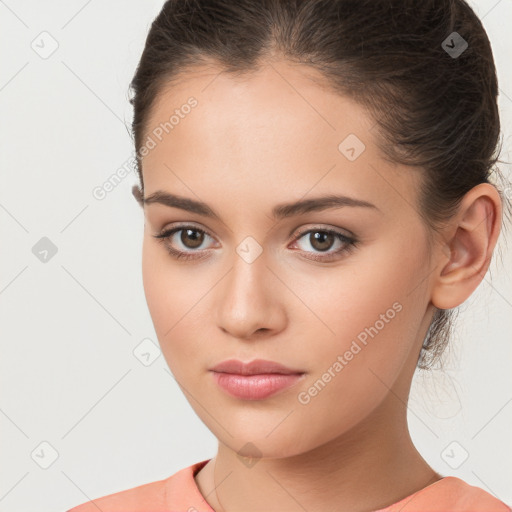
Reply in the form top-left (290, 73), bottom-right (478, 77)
top-left (67, 458), bottom-right (511, 512)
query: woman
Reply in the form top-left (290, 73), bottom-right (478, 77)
top-left (68, 0), bottom-right (511, 510)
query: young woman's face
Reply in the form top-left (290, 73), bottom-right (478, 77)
top-left (139, 60), bottom-right (441, 457)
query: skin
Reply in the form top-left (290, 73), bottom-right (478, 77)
top-left (132, 58), bottom-right (502, 512)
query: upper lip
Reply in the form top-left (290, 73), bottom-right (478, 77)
top-left (210, 359), bottom-right (304, 375)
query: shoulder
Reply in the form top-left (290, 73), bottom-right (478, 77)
top-left (383, 476), bottom-right (512, 512)
top-left (65, 459), bottom-right (212, 512)
top-left (445, 477), bottom-right (512, 512)
top-left (66, 478), bottom-right (167, 512)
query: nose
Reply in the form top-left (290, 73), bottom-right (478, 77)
top-left (214, 248), bottom-right (287, 340)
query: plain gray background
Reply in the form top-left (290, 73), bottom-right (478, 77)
top-left (1, 1), bottom-right (511, 511)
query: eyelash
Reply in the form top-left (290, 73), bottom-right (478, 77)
top-left (152, 224), bottom-right (358, 263)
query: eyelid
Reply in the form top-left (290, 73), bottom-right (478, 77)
top-left (155, 222), bottom-right (354, 245)
top-left (291, 223), bottom-right (355, 240)
top-left (154, 223), bottom-right (218, 249)
top-left (155, 222), bottom-right (216, 239)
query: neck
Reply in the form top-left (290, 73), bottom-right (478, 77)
top-left (195, 391), bottom-right (442, 512)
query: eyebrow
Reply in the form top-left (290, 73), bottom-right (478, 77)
top-left (142, 190), bottom-right (380, 220)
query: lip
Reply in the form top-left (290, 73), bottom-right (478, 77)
top-left (211, 372), bottom-right (305, 400)
top-left (209, 358), bottom-right (304, 376)
top-left (209, 359), bottom-right (305, 400)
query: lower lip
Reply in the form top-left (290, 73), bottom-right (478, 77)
top-left (211, 371), bottom-right (305, 400)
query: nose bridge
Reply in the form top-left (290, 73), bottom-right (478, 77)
top-left (215, 238), bottom-right (283, 338)
top-left (225, 239), bottom-right (270, 308)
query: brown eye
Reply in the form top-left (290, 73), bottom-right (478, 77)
top-left (180, 228), bottom-right (205, 249)
top-left (153, 225), bottom-right (216, 261)
top-left (308, 231), bottom-right (336, 252)
top-left (292, 227), bottom-right (357, 262)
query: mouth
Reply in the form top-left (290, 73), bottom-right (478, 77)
top-left (210, 359), bottom-right (305, 400)
top-left (210, 371), bottom-right (306, 400)
top-left (208, 358), bottom-right (306, 400)
top-left (209, 358), bottom-right (304, 376)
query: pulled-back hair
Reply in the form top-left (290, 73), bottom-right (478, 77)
top-left (128, 0), bottom-right (511, 370)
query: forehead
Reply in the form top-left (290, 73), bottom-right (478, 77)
top-left (140, 60), bottom-right (422, 218)
top-left (144, 59), bottom-right (374, 158)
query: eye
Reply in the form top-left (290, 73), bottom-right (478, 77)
top-left (152, 224), bottom-right (358, 263)
top-left (290, 227), bottom-right (357, 262)
top-left (152, 224), bottom-right (217, 261)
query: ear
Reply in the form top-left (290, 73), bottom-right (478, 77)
top-left (132, 184), bottom-right (144, 208)
top-left (431, 183), bottom-right (502, 310)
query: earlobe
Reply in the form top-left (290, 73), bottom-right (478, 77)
top-left (430, 183), bottom-right (502, 310)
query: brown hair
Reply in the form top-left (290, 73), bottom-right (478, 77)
top-left (128, 0), bottom-right (511, 370)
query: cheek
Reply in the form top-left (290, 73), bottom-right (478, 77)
top-left (294, 241), bottom-right (428, 400)
top-left (141, 242), bottom-right (186, 352)
top-left (319, 231), bottom-right (428, 341)
top-left (141, 240), bottom-right (212, 371)
top-left (142, 241), bottom-right (170, 331)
